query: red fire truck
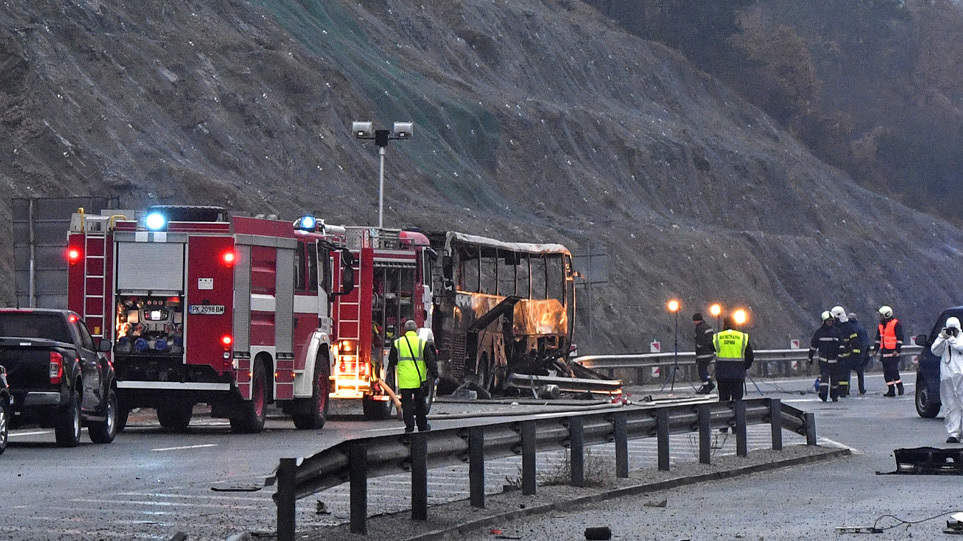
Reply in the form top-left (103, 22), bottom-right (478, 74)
top-left (66, 205), bottom-right (360, 432)
top-left (66, 206), bottom-right (435, 431)
top-left (332, 226), bottom-right (434, 420)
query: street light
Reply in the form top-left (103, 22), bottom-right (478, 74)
top-left (709, 303), bottom-right (722, 331)
top-left (351, 121), bottom-right (414, 229)
top-left (732, 308), bottom-right (748, 326)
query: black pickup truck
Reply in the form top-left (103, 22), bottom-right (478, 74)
top-left (0, 309), bottom-right (117, 447)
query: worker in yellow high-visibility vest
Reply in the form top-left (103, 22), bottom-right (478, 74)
top-left (712, 316), bottom-right (755, 402)
top-left (387, 320), bottom-right (438, 433)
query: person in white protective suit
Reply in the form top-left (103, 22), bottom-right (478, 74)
top-left (932, 316), bottom-right (963, 443)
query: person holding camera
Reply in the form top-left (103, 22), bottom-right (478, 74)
top-left (931, 317), bottom-right (963, 443)
top-left (387, 319), bottom-right (438, 433)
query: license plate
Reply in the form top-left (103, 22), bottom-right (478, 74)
top-left (189, 305), bottom-right (225, 315)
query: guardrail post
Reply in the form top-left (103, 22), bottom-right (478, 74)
top-left (735, 400), bottom-right (748, 457)
top-left (697, 404), bottom-right (711, 464)
top-left (349, 441), bottom-right (368, 535)
top-left (614, 412), bottom-right (628, 478)
top-left (656, 409), bottom-right (670, 471)
top-left (411, 432), bottom-right (428, 521)
top-left (768, 399), bottom-right (783, 451)
top-left (276, 458), bottom-right (297, 541)
top-left (469, 427), bottom-right (485, 508)
top-left (569, 417), bottom-right (584, 487)
top-left (521, 421), bottom-right (537, 495)
top-left (804, 412), bottom-right (817, 446)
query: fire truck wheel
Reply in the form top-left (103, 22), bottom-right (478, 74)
top-left (88, 388), bottom-right (118, 444)
top-left (231, 360), bottom-right (267, 433)
top-left (157, 403), bottom-right (193, 431)
top-left (55, 386), bottom-right (82, 447)
top-left (116, 404), bottom-right (130, 432)
top-left (293, 360), bottom-right (329, 430)
top-left (362, 394), bottom-right (391, 420)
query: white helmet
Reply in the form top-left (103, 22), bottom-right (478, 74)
top-left (821, 311), bottom-right (833, 322)
top-left (830, 306), bottom-right (848, 323)
top-left (948, 317), bottom-right (962, 330)
top-left (879, 305), bottom-right (893, 319)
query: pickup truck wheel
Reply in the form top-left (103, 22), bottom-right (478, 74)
top-left (231, 360), bottom-right (267, 433)
top-left (293, 360), bottom-right (329, 430)
top-left (916, 371), bottom-right (941, 418)
top-left (55, 388), bottom-right (82, 447)
top-left (88, 389), bottom-right (118, 444)
top-left (0, 399), bottom-right (8, 455)
top-left (157, 403), bottom-right (193, 431)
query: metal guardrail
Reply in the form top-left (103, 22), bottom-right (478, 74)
top-left (269, 397), bottom-right (815, 539)
top-left (574, 345), bottom-right (924, 381)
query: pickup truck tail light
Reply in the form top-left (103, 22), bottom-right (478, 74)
top-left (49, 352), bottom-right (64, 384)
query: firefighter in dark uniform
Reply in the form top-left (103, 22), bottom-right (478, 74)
top-left (848, 312), bottom-right (871, 395)
top-left (712, 316), bottom-right (754, 401)
top-left (693, 313), bottom-right (716, 394)
top-left (387, 320), bottom-right (438, 433)
top-left (873, 305), bottom-right (904, 397)
top-left (830, 305), bottom-right (859, 397)
top-left (809, 311), bottom-right (842, 402)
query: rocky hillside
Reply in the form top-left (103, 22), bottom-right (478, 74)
top-left (1, 0), bottom-right (961, 352)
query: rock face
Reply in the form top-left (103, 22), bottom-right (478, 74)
top-left (0, 0), bottom-right (959, 351)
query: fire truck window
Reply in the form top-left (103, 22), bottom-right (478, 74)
top-left (516, 254), bottom-right (531, 298)
top-left (294, 243), bottom-right (307, 293)
top-left (531, 256), bottom-right (547, 300)
top-left (321, 252), bottom-right (333, 295)
top-left (458, 246), bottom-right (479, 292)
top-left (546, 254), bottom-right (565, 302)
top-left (479, 247), bottom-right (497, 295)
top-left (497, 250), bottom-right (517, 296)
top-left (307, 242), bottom-right (319, 293)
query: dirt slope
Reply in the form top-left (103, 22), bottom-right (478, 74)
top-left (0, 0), bottom-right (960, 351)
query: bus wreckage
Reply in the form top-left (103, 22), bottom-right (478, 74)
top-left (428, 231), bottom-right (621, 399)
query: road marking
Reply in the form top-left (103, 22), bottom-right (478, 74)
top-left (68, 498), bottom-right (262, 510)
top-left (151, 443), bottom-right (218, 452)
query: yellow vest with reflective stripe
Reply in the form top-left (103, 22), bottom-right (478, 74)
top-left (394, 331), bottom-right (428, 389)
top-left (713, 329), bottom-right (748, 380)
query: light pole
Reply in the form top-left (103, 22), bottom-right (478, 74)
top-left (661, 299), bottom-right (695, 392)
top-left (351, 121), bottom-right (413, 229)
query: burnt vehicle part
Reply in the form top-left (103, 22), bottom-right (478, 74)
top-left (429, 231), bottom-right (619, 398)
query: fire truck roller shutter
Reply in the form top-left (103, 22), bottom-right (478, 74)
top-left (232, 244), bottom-right (252, 352)
top-left (115, 241), bottom-right (185, 292)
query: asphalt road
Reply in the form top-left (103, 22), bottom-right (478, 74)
top-left (1, 393), bottom-right (637, 540)
top-left (3, 371), bottom-right (953, 540)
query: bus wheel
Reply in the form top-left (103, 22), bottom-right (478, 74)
top-left (231, 360), bottom-right (267, 433)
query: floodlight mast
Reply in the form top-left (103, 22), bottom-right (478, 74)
top-left (351, 121), bottom-right (413, 228)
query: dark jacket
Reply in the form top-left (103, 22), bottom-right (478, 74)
top-left (836, 320), bottom-right (858, 359)
top-left (694, 320), bottom-right (715, 362)
top-left (874, 318), bottom-right (904, 353)
top-left (809, 323), bottom-right (842, 361)
top-left (850, 318), bottom-right (870, 354)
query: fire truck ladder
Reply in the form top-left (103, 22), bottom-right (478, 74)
top-left (334, 254), bottom-right (364, 398)
top-left (81, 215), bottom-right (110, 339)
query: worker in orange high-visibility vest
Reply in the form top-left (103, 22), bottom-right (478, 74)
top-left (873, 305), bottom-right (904, 397)
top-left (387, 319), bottom-right (438, 433)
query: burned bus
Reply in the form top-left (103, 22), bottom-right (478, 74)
top-left (429, 231), bottom-right (615, 398)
